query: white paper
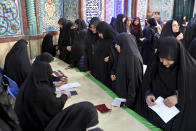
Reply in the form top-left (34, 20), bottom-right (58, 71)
top-left (149, 96), bottom-right (180, 123)
top-left (31, 57), bottom-right (36, 63)
top-left (112, 98), bottom-right (126, 107)
top-left (56, 82), bottom-right (80, 92)
top-left (143, 65), bottom-right (147, 74)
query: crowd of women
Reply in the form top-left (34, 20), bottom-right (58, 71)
top-left (1, 12), bottom-right (196, 130)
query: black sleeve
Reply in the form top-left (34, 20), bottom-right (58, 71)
top-left (52, 75), bottom-right (61, 82)
top-left (58, 32), bottom-right (65, 51)
top-left (20, 61), bottom-right (31, 86)
top-left (125, 56), bottom-right (142, 107)
top-left (58, 94), bottom-right (68, 109)
top-left (139, 25), bottom-right (143, 38)
top-left (189, 40), bottom-right (196, 60)
top-left (83, 37), bottom-right (91, 72)
top-left (142, 53), bottom-right (158, 94)
top-left (109, 46), bottom-right (118, 75)
top-left (191, 47), bottom-right (196, 60)
top-left (40, 87), bottom-right (68, 116)
top-left (143, 28), bottom-right (153, 44)
top-left (82, 55), bottom-right (88, 72)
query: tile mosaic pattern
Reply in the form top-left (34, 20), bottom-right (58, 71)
top-left (63, 0), bottom-right (79, 21)
top-left (83, 0), bottom-right (105, 24)
top-left (148, 0), bottom-right (174, 21)
top-left (39, 0), bottom-right (63, 33)
top-left (0, 0), bottom-right (23, 38)
top-left (105, 0), bottom-right (114, 23)
top-left (114, 0), bottom-right (124, 17)
top-left (137, 0), bottom-right (148, 23)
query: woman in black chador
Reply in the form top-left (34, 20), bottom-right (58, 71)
top-left (75, 18), bottom-right (87, 30)
top-left (14, 61), bottom-right (99, 131)
top-left (131, 17), bottom-right (143, 53)
top-left (41, 33), bottom-right (57, 57)
top-left (68, 19), bottom-right (87, 71)
top-left (114, 33), bottom-right (143, 109)
top-left (140, 36), bottom-right (196, 130)
top-left (84, 17), bottom-right (100, 75)
top-left (63, 20), bottom-right (76, 64)
top-left (4, 39), bottom-right (31, 87)
top-left (57, 18), bottom-right (68, 62)
top-left (95, 21), bottom-right (118, 89)
top-left (160, 20), bottom-right (183, 41)
top-left (35, 52), bottom-right (67, 85)
top-left (142, 18), bottom-right (158, 65)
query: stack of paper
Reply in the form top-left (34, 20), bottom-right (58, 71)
top-left (149, 96), bottom-right (180, 123)
top-left (112, 98), bottom-right (126, 107)
top-left (56, 82), bottom-right (80, 92)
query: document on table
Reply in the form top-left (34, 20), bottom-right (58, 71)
top-left (149, 96), bottom-right (180, 123)
top-left (56, 82), bottom-right (80, 92)
top-left (112, 98), bottom-right (126, 107)
top-left (143, 65), bottom-right (147, 74)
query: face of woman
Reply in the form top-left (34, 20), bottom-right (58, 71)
top-left (134, 20), bottom-right (139, 25)
top-left (126, 19), bottom-right (131, 26)
top-left (183, 16), bottom-right (186, 20)
top-left (75, 23), bottom-right (79, 29)
top-left (154, 13), bottom-right (160, 21)
top-left (70, 26), bottom-right (75, 30)
top-left (98, 33), bottom-right (104, 39)
top-left (146, 21), bottom-right (150, 27)
top-left (122, 17), bottom-right (126, 23)
top-left (90, 24), bottom-right (96, 34)
top-left (172, 20), bottom-right (179, 33)
top-left (160, 58), bottom-right (175, 68)
top-left (115, 44), bottom-right (120, 53)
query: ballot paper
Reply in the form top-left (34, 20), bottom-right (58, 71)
top-left (112, 98), bottom-right (126, 107)
top-left (56, 82), bottom-right (80, 92)
top-left (149, 96), bottom-right (180, 123)
top-left (143, 65), bottom-right (147, 74)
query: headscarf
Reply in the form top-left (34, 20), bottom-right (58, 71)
top-left (125, 17), bottom-right (132, 31)
top-left (75, 18), bottom-right (87, 30)
top-left (160, 20), bottom-right (180, 39)
top-left (147, 18), bottom-right (157, 27)
top-left (89, 17), bottom-right (100, 27)
top-left (132, 17), bottom-right (141, 36)
top-left (35, 52), bottom-right (54, 63)
top-left (96, 21), bottom-right (118, 40)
